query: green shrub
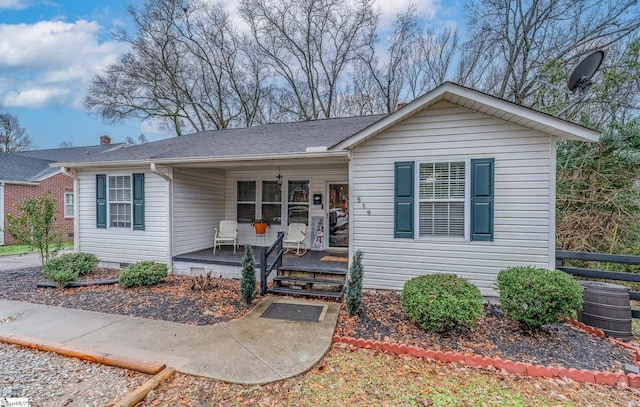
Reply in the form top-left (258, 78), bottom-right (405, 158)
top-left (119, 261), bottom-right (168, 288)
top-left (46, 252), bottom-right (99, 276)
top-left (496, 266), bottom-right (583, 329)
top-left (43, 260), bottom-right (79, 288)
top-left (401, 273), bottom-right (483, 333)
top-left (346, 250), bottom-right (364, 317)
top-left (240, 245), bottom-right (257, 305)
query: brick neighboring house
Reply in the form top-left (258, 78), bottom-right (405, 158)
top-left (0, 137), bottom-right (123, 245)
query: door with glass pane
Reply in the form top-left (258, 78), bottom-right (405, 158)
top-left (328, 183), bottom-right (349, 248)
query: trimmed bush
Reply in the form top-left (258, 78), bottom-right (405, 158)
top-left (496, 266), bottom-right (583, 329)
top-left (43, 252), bottom-right (98, 288)
top-left (401, 273), bottom-right (483, 333)
top-left (46, 252), bottom-right (99, 276)
top-left (119, 261), bottom-right (168, 288)
top-left (240, 245), bottom-right (257, 305)
top-left (43, 260), bottom-right (79, 288)
top-left (346, 250), bottom-right (364, 317)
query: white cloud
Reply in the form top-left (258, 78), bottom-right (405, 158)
top-left (3, 86), bottom-right (70, 108)
top-left (140, 118), bottom-right (171, 139)
top-left (0, 19), bottom-right (127, 109)
top-left (0, 0), bottom-right (29, 10)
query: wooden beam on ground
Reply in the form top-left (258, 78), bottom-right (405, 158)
top-left (114, 367), bottom-right (176, 407)
top-left (0, 332), bottom-right (165, 374)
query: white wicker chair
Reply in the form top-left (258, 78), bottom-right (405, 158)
top-left (283, 223), bottom-right (307, 256)
top-left (213, 220), bottom-right (238, 254)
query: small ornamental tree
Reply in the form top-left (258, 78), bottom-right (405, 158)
top-left (240, 245), bottom-right (257, 305)
top-left (5, 195), bottom-right (61, 266)
top-left (346, 250), bottom-right (364, 317)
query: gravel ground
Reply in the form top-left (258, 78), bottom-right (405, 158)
top-left (0, 343), bottom-right (149, 407)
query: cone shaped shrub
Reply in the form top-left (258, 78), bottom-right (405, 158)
top-left (497, 266), bottom-right (583, 329)
top-left (346, 250), bottom-right (363, 317)
top-left (401, 273), bottom-right (483, 332)
top-left (241, 245), bottom-right (257, 305)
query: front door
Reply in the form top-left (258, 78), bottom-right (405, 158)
top-left (327, 183), bottom-right (349, 249)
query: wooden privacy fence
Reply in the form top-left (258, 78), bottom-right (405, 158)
top-left (556, 249), bottom-right (640, 318)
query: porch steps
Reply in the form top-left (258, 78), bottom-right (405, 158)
top-left (267, 266), bottom-right (347, 300)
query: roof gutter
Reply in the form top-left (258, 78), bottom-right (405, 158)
top-left (150, 163), bottom-right (172, 182)
top-left (50, 150), bottom-right (349, 169)
top-left (0, 179), bottom-right (39, 186)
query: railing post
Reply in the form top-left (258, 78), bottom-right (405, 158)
top-left (260, 246), bottom-right (267, 295)
top-left (555, 247), bottom-right (562, 268)
top-left (277, 231), bottom-right (284, 269)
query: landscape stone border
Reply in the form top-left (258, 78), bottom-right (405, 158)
top-left (333, 318), bottom-right (640, 388)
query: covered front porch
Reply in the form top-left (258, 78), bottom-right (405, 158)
top-left (173, 244), bottom-right (349, 298)
top-left (173, 245), bottom-right (349, 272)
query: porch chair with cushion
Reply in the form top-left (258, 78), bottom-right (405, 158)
top-left (283, 222), bottom-right (307, 256)
top-left (213, 220), bottom-right (238, 255)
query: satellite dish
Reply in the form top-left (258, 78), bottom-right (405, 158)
top-left (567, 51), bottom-right (604, 93)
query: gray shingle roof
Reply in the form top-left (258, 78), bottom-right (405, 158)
top-left (0, 153), bottom-right (54, 182)
top-left (16, 143), bottom-right (124, 162)
top-left (55, 115), bottom-right (386, 165)
top-left (1, 143), bottom-right (125, 182)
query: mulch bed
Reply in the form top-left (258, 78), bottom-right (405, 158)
top-left (0, 267), bottom-right (637, 373)
top-left (0, 267), bottom-right (251, 325)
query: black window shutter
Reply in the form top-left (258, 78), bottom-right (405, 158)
top-left (96, 174), bottom-right (106, 228)
top-left (132, 173), bottom-right (145, 230)
top-left (394, 161), bottom-right (414, 238)
top-left (470, 158), bottom-right (494, 241)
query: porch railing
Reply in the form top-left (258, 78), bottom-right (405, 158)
top-left (556, 248), bottom-right (640, 318)
top-left (260, 231), bottom-right (284, 295)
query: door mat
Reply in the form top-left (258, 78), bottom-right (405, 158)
top-left (260, 303), bottom-right (324, 322)
top-left (320, 256), bottom-right (349, 263)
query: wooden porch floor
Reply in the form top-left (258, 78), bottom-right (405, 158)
top-left (173, 246), bottom-right (349, 271)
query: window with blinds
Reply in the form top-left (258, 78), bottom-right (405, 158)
top-left (418, 162), bottom-right (465, 237)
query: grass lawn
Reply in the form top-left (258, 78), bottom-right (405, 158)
top-left (141, 345), bottom-right (640, 406)
top-left (0, 242), bottom-right (73, 257)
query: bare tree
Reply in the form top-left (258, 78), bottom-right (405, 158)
top-left (124, 133), bottom-right (149, 146)
top-left (457, 0), bottom-right (640, 105)
top-left (0, 110), bottom-right (35, 152)
top-left (240, 0), bottom-right (378, 120)
top-left (59, 141), bottom-right (74, 148)
top-left (85, 0), bottom-right (266, 136)
top-left (351, 6), bottom-right (459, 115)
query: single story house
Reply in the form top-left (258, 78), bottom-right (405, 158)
top-left (52, 83), bottom-right (599, 296)
top-left (0, 138), bottom-right (122, 245)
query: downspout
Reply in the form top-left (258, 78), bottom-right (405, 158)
top-left (150, 163), bottom-right (173, 272)
top-left (347, 149), bottom-right (354, 264)
top-left (0, 182), bottom-right (5, 246)
top-left (61, 167), bottom-right (79, 252)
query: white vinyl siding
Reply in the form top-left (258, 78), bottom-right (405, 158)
top-left (224, 166), bottom-right (348, 247)
top-left (77, 168), bottom-right (168, 264)
top-left (351, 101), bottom-right (554, 296)
top-left (173, 168), bottom-right (225, 256)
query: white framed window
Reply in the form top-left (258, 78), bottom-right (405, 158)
top-left (237, 180), bottom-right (256, 223)
top-left (418, 161), bottom-right (466, 237)
top-left (287, 180), bottom-right (309, 225)
top-left (108, 175), bottom-right (132, 228)
top-left (262, 181), bottom-right (282, 226)
top-left (64, 191), bottom-right (74, 218)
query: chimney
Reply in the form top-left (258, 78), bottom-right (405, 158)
top-left (396, 103), bottom-right (407, 111)
top-left (100, 135), bottom-right (111, 145)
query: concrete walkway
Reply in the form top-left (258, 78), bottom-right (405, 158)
top-left (0, 250), bottom-right (73, 271)
top-left (0, 297), bottom-right (340, 384)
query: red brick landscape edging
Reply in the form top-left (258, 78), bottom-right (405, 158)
top-left (333, 318), bottom-right (640, 388)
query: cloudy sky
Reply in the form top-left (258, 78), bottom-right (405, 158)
top-left (0, 0), bottom-right (450, 149)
